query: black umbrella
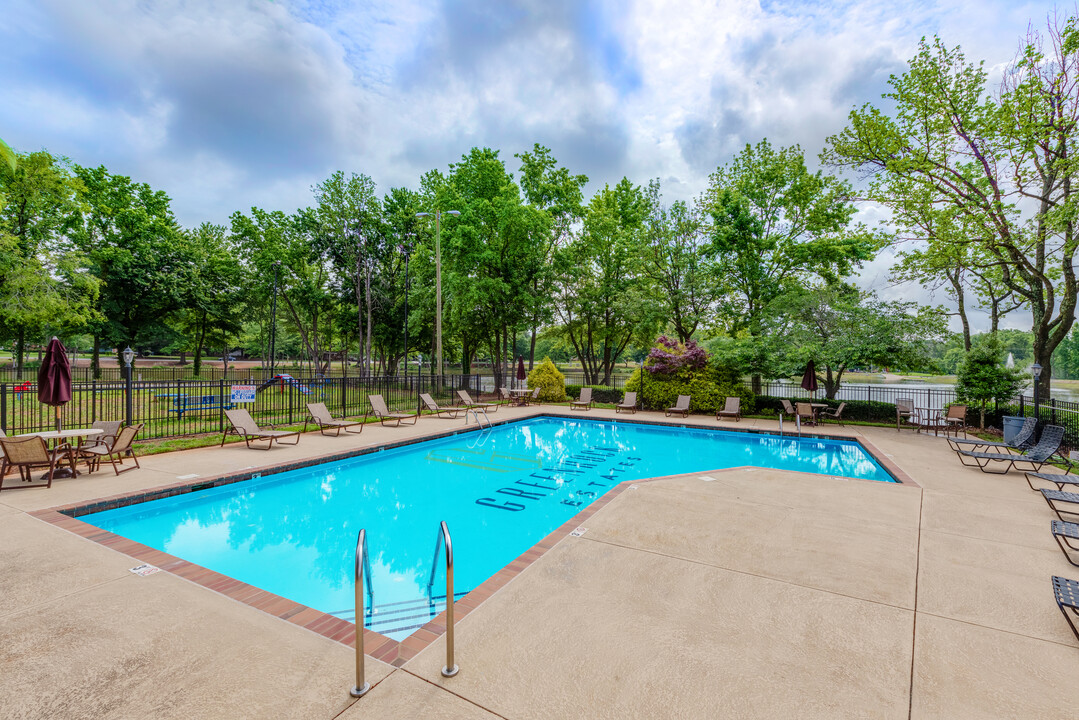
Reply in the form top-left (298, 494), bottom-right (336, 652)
top-left (516, 356), bottom-right (527, 382)
top-left (38, 337), bottom-right (72, 432)
top-left (800, 360), bottom-right (818, 394)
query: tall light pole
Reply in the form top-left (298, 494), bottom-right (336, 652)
top-left (123, 346), bottom-right (135, 427)
top-left (1032, 363), bottom-right (1043, 435)
top-left (399, 237), bottom-right (412, 387)
top-left (269, 261), bottom-right (280, 378)
top-left (416, 209), bottom-right (460, 386)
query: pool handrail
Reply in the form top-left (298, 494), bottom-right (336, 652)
top-left (427, 521), bottom-right (459, 678)
top-left (464, 406), bottom-right (491, 428)
top-left (350, 528), bottom-right (373, 698)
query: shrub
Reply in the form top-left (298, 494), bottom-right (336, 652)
top-left (624, 368), bottom-right (755, 414)
top-left (527, 357), bottom-right (567, 402)
top-left (756, 396), bottom-right (898, 423)
top-left (647, 336), bottom-right (708, 376)
top-left (565, 385), bottom-right (623, 404)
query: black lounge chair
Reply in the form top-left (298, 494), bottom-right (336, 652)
top-left (1052, 521), bottom-right (1079, 567)
top-left (956, 425), bottom-right (1067, 474)
top-left (948, 416), bottom-right (1036, 454)
top-left (1052, 576), bottom-right (1079, 643)
top-left (1026, 466), bottom-right (1078, 492)
top-left (1041, 488), bottom-right (1079, 523)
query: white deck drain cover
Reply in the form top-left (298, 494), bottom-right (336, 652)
top-left (129, 564), bottom-right (160, 577)
top-left (570, 527), bottom-right (588, 537)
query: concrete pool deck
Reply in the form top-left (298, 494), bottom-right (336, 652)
top-left (2, 406), bottom-right (1077, 718)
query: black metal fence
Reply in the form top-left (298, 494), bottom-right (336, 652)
top-left (748, 379), bottom-right (960, 411)
top-left (0, 364), bottom-right (349, 384)
top-left (0, 374), bottom-right (486, 442)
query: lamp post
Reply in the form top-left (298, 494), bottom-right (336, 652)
top-left (1032, 363), bottom-right (1043, 433)
top-left (123, 346), bottom-right (135, 427)
top-left (269, 261), bottom-right (280, 378)
top-left (416, 209), bottom-right (460, 387)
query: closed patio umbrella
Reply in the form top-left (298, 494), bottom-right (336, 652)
top-left (38, 337), bottom-right (72, 432)
top-left (516, 356), bottom-right (527, 382)
top-left (800, 360), bottom-right (818, 394)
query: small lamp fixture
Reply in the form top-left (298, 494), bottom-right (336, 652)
top-left (122, 347), bottom-right (135, 367)
top-left (1032, 363), bottom-right (1043, 380)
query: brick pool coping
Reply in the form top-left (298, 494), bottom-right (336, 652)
top-left (30, 412), bottom-right (915, 668)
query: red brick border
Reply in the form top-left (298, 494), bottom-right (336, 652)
top-left (31, 412), bottom-right (911, 667)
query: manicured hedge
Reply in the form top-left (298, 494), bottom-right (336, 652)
top-left (564, 384), bottom-right (623, 404)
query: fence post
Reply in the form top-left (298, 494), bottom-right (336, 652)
top-left (289, 381), bottom-right (294, 425)
top-left (0, 383), bottom-right (6, 434)
top-left (1051, 397), bottom-right (1057, 425)
top-left (91, 380), bottom-right (97, 423)
top-left (220, 379), bottom-right (226, 433)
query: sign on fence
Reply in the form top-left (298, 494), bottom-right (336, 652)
top-left (230, 385), bottom-right (256, 403)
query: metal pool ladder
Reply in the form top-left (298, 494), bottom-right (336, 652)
top-left (427, 521), bottom-right (459, 677)
top-left (350, 528), bottom-right (374, 698)
top-left (464, 407), bottom-right (491, 429)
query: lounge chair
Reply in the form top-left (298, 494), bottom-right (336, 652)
top-left (1052, 522), bottom-right (1079, 567)
top-left (456, 389), bottom-right (497, 412)
top-left (367, 394), bottom-right (418, 426)
top-left (571, 387), bottom-right (593, 411)
top-left (896, 398), bottom-right (915, 431)
top-left (78, 423), bottom-right (143, 475)
top-left (1053, 576), bottom-right (1079, 642)
top-left (421, 393), bottom-right (463, 418)
top-left (666, 395), bottom-right (690, 418)
top-left (818, 402), bottom-right (846, 426)
top-left (616, 391), bottom-right (637, 414)
top-left (222, 408), bottom-right (301, 449)
top-left (0, 435), bottom-right (74, 490)
top-left (716, 396), bottom-right (741, 422)
top-left (948, 416), bottom-right (1037, 454)
top-left (305, 402), bottom-right (364, 436)
top-left (958, 425), bottom-right (1068, 474)
top-left (1025, 451), bottom-right (1079, 491)
top-left (942, 404), bottom-right (967, 438)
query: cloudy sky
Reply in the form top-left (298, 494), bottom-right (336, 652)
top-left (0, 0), bottom-right (1063, 329)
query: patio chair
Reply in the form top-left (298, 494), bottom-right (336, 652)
top-left (222, 408), bottom-right (301, 450)
top-left (716, 396), bottom-right (741, 422)
top-left (896, 398), bottom-right (915, 431)
top-left (80, 420), bottom-right (122, 454)
top-left (948, 416), bottom-right (1037, 454)
top-left (616, 391), bottom-right (637, 414)
top-left (78, 423), bottom-right (143, 475)
top-left (571, 387), bottom-right (593, 411)
top-left (795, 402), bottom-right (816, 426)
top-left (304, 402), bottom-right (364, 436)
top-left (958, 425), bottom-right (1068, 474)
top-left (421, 392), bottom-right (463, 418)
top-left (818, 402), bottom-right (846, 426)
top-left (942, 404), bottom-right (967, 438)
top-left (525, 387), bottom-right (540, 406)
top-left (1052, 521), bottom-right (1079, 567)
top-left (499, 387), bottom-right (512, 406)
top-left (367, 394), bottom-right (419, 427)
top-left (780, 399), bottom-right (796, 417)
top-left (1052, 576), bottom-right (1079, 643)
top-left (456, 389), bottom-right (497, 412)
top-left (665, 395), bottom-right (691, 418)
top-left (0, 435), bottom-right (74, 491)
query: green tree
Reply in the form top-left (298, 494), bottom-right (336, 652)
top-left (824, 20), bottom-right (1079, 398)
top-left (0, 137), bottom-right (15, 172)
top-left (779, 286), bottom-right (947, 398)
top-left (955, 336), bottom-right (1026, 428)
top-left (704, 139), bottom-right (878, 391)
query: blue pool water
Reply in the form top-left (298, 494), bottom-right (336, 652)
top-left (85, 417), bottom-right (892, 639)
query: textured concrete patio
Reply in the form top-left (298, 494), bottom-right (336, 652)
top-left (2, 406), bottom-right (1077, 719)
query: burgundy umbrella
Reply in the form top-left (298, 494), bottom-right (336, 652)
top-left (800, 360), bottom-right (818, 394)
top-left (38, 337), bottom-right (72, 431)
top-left (516, 356), bottom-right (527, 382)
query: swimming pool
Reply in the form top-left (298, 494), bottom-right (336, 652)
top-left (84, 417), bottom-right (893, 640)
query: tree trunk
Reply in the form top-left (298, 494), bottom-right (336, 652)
top-left (91, 335), bottom-right (100, 380)
top-left (179, 350), bottom-right (188, 365)
top-left (364, 266), bottom-right (373, 378)
top-left (14, 328), bottom-right (25, 380)
top-left (529, 324), bottom-right (537, 370)
top-left (193, 311), bottom-right (207, 376)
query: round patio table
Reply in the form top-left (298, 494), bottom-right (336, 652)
top-left (16, 428), bottom-right (103, 478)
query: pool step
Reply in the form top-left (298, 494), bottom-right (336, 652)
top-left (330, 591), bottom-right (470, 636)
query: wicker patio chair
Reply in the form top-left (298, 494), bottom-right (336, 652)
top-left (421, 393), bottom-right (463, 418)
top-left (456, 389), bottom-right (497, 412)
top-left (958, 425), bottom-right (1068, 474)
top-left (780, 399), bottom-right (796, 417)
top-left (795, 402), bottom-right (816, 426)
top-left (0, 435), bottom-right (74, 491)
top-left (716, 396), bottom-right (741, 422)
top-left (616, 391), bottom-right (637, 414)
top-left (524, 387), bottom-right (541, 406)
top-left (304, 402), bottom-right (364, 436)
top-left (78, 423), bottom-right (143, 475)
top-left (571, 387), bottom-right (593, 411)
top-left (222, 408), bottom-right (301, 449)
top-left (367, 394), bottom-right (418, 427)
top-left (665, 395), bottom-right (691, 418)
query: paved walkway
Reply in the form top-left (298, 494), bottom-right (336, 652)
top-left (2, 407), bottom-right (1077, 718)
